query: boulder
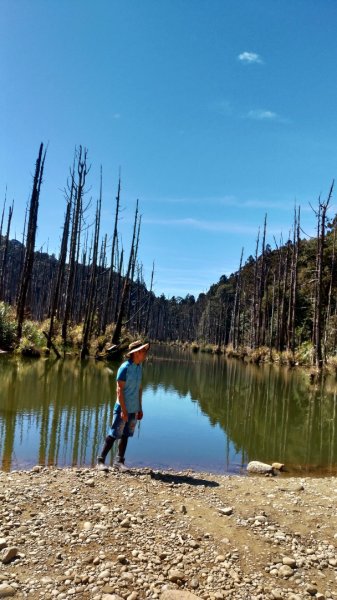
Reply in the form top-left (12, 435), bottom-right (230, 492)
top-left (247, 461), bottom-right (274, 474)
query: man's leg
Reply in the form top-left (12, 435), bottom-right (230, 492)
top-left (97, 435), bottom-right (115, 464)
top-left (117, 435), bottom-right (128, 464)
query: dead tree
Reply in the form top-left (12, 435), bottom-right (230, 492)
top-left (143, 261), bottom-right (155, 336)
top-left (257, 215), bottom-right (267, 346)
top-left (287, 206), bottom-right (300, 353)
top-left (46, 198), bottom-right (71, 352)
top-left (323, 219), bottom-right (337, 359)
top-left (229, 247), bottom-right (244, 349)
top-left (81, 169), bottom-right (102, 358)
top-left (101, 175), bottom-right (121, 333)
top-left (126, 213), bottom-right (142, 322)
top-left (0, 200), bottom-right (14, 300)
top-left (251, 229), bottom-right (260, 348)
top-left (312, 182), bottom-right (334, 367)
top-left (112, 201), bottom-right (139, 345)
top-left (16, 143), bottom-right (46, 339)
top-left (62, 147), bottom-right (89, 344)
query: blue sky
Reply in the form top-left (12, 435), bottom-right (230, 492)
top-left (2, 0), bottom-right (337, 298)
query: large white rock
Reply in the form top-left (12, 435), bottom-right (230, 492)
top-left (247, 461), bottom-right (274, 474)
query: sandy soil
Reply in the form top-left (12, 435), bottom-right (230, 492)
top-left (0, 466), bottom-right (336, 600)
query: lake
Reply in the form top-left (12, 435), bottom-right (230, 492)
top-left (1, 344), bottom-right (337, 474)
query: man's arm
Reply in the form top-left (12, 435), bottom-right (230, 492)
top-left (117, 380), bottom-right (128, 421)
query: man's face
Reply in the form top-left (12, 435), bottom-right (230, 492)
top-left (133, 348), bottom-right (148, 364)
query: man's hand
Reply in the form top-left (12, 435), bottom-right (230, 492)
top-left (121, 409), bottom-right (128, 422)
top-left (137, 410), bottom-right (143, 420)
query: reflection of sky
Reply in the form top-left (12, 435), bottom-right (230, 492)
top-left (1, 383), bottom-right (243, 474)
top-left (4, 349), bottom-right (336, 474)
top-left (124, 384), bottom-right (243, 473)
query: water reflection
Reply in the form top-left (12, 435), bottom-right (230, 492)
top-left (0, 346), bottom-right (337, 474)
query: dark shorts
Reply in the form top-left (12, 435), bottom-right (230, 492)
top-left (109, 403), bottom-right (137, 439)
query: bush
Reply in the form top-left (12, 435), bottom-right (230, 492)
top-left (249, 346), bottom-right (270, 364)
top-left (21, 320), bottom-right (45, 347)
top-left (68, 324), bottom-right (83, 348)
top-left (16, 336), bottom-right (41, 358)
top-left (295, 341), bottom-right (314, 366)
top-left (0, 302), bottom-right (17, 350)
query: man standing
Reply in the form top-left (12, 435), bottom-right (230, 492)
top-left (97, 340), bottom-right (150, 470)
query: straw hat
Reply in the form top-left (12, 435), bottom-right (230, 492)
top-left (127, 340), bottom-right (150, 356)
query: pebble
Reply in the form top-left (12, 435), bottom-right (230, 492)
top-left (277, 564), bottom-right (294, 578)
top-left (1, 547), bottom-right (18, 565)
top-left (282, 556), bottom-right (296, 568)
top-left (219, 507), bottom-right (233, 516)
top-left (0, 583), bottom-right (16, 597)
top-left (0, 467), bottom-right (336, 600)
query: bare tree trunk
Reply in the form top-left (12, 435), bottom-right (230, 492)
top-left (101, 175), bottom-right (120, 333)
top-left (323, 219), bottom-right (337, 358)
top-left (126, 213), bottom-right (142, 322)
top-left (17, 143), bottom-right (46, 339)
top-left (0, 200), bottom-right (14, 300)
top-left (112, 201), bottom-right (139, 345)
top-left (229, 247), bottom-right (243, 349)
top-left (143, 261), bottom-right (155, 336)
top-left (47, 198), bottom-right (71, 350)
top-left (62, 147), bottom-right (89, 344)
top-left (313, 182), bottom-right (334, 367)
top-left (81, 169), bottom-right (102, 358)
top-left (251, 229), bottom-right (260, 348)
top-left (113, 246), bottom-right (123, 323)
top-left (257, 215), bottom-right (267, 346)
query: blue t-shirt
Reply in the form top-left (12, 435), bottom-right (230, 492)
top-left (116, 359), bottom-right (142, 413)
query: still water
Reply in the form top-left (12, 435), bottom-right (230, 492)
top-left (0, 345), bottom-right (337, 474)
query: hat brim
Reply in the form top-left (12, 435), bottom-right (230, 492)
top-left (127, 343), bottom-right (150, 355)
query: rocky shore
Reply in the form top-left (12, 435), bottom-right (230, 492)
top-left (0, 467), bottom-right (336, 600)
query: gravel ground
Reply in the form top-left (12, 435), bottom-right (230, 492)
top-left (0, 466), bottom-right (336, 600)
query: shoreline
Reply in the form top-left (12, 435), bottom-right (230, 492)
top-left (0, 466), bottom-right (336, 600)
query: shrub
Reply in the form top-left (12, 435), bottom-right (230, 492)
top-left (16, 336), bottom-right (41, 358)
top-left (0, 302), bottom-right (17, 350)
top-left (68, 324), bottom-right (83, 348)
top-left (326, 355), bottom-right (337, 376)
top-left (279, 350), bottom-right (296, 367)
top-left (249, 346), bottom-right (270, 364)
top-left (21, 320), bottom-right (45, 347)
top-left (295, 341), bottom-right (314, 366)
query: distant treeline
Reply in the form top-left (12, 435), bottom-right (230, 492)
top-left (1, 144), bottom-right (336, 366)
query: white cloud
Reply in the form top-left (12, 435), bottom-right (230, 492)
top-left (238, 51), bottom-right (263, 64)
top-left (143, 216), bottom-right (259, 234)
top-left (246, 109), bottom-right (290, 124)
top-left (247, 109), bottom-right (278, 120)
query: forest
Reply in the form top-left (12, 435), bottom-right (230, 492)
top-left (0, 143), bottom-right (336, 369)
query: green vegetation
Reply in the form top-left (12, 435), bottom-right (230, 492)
top-left (0, 302), bottom-right (16, 350)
